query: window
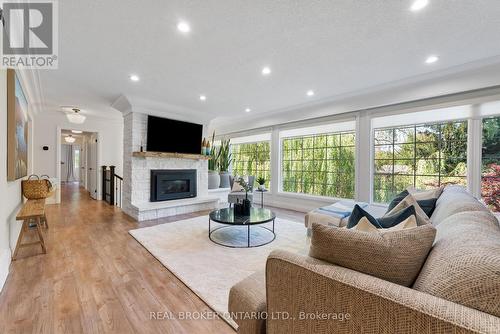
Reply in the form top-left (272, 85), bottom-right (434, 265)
top-left (281, 131), bottom-right (356, 198)
top-left (74, 149), bottom-right (80, 168)
top-left (232, 141), bottom-right (271, 188)
top-left (482, 116), bottom-right (500, 212)
top-left (373, 121), bottom-right (468, 203)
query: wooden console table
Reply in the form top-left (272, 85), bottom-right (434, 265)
top-left (13, 199), bottom-right (48, 260)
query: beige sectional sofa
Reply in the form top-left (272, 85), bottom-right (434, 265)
top-left (228, 186), bottom-right (500, 333)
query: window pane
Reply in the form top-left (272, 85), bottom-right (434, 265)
top-left (374, 129), bottom-right (393, 145)
top-left (482, 116), bottom-right (500, 212)
top-left (281, 130), bottom-right (356, 199)
top-left (232, 141), bottom-right (271, 189)
top-left (373, 120), bottom-right (468, 203)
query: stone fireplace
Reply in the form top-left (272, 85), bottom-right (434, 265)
top-left (121, 112), bottom-right (218, 221)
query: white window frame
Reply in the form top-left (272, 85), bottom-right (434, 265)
top-left (277, 121), bottom-right (357, 200)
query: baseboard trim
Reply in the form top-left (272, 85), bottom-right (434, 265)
top-left (0, 248), bottom-right (11, 292)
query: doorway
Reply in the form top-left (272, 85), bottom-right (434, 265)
top-left (60, 130), bottom-right (98, 200)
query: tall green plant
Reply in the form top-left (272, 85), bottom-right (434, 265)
top-left (208, 131), bottom-right (219, 171)
top-left (218, 138), bottom-right (232, 172)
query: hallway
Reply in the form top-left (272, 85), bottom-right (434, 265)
top-left (0, 184), bottom-right (236, 334)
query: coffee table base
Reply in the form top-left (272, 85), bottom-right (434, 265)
top-left (208, 219), bottom-right (276, 248)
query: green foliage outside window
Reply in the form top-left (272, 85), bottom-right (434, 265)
top-left (232, 142), bottom-right (271, 189)
top-left (373, 121), bottom-right (468, 203)
top-left (281, 132), bottom-right (356, 198)
top-left (481, 116), bottom-right (500, 212)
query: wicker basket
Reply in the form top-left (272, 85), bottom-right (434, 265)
top-left (22, 175), bottom-right (53, 200)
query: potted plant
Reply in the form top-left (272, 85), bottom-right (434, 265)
top-left (234, 177), bottom-right (252, 216)
top-left (257, 176), bottom-right (266, 191)
top-left (218, 138), bottom-right (232, 188)
top-left (207, 132), bottom-right (220, 189)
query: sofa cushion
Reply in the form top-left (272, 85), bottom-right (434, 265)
top-left (228, 270), bottom-right (266, 334)
top-left (430, 186), bottom-right (489, 225)
top-left (413, 211), bottom-right (500, 317)
top-left (348, 204), bottom-right (416, 229)
top-left (309, 222), bottom-right (436, 286)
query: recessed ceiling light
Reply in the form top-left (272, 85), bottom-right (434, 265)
top-left (71, 130), bottom-right (82, 134)
top-left (199, 95), bottom-right (207, 101)
top-left (410, 0), bottom-right (429, 12)
top-left (245, 108), bottom-right (251, 113)
top-left (177, 21), bottom-right (191, 33)
top-left (306, 90), bottom-right (315, 97)
top-left (130, 74), bottom-right (140, 82)
top-left (261, 66), bottom-right (271, 76)
top-left (425, 55), bottom-right (439, 64)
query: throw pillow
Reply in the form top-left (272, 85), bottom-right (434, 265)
top-left (387, 189), bottom-right (438, 217)
top-left (231, 181), bottom-right (244, 192)
top-left (347, 204), bottom-right (416, 229)
top-left (384, 194), bottom-right (430, 226)
top-left (309, 222), bottom-right (437, 286)
top-left (352, 215), bottom-right (417, 233)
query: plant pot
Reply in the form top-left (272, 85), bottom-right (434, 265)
top-left (208, 171), bottom-right (220, 189)
top-left (219, 171), bottom-right (230, 188)
top-left (258, 184), bottom-right (265, 191)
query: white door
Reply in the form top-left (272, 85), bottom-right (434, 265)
top-left (88, 134), bottom-right (98, 199)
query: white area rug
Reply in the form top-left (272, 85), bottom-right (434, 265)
top-left (129, 216), bottom-right (308, 328)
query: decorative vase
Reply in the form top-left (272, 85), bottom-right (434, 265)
top-left (258, 184), bottom-right (265, 191)
top-left (208, 171), bottom-right (220, 189)
top-left (219, 171), bottom-right (230, 188)
top-left (242, 198), bottom-right (252, 216)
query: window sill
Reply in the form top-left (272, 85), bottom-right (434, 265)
top-left (275, 191), bottom-right (354, 203)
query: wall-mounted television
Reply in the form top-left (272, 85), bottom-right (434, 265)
top-left (146, 116), bottom-right (203, 154)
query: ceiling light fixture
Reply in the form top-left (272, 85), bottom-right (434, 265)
top-left (425, 55), bottom-right (439, 64)
top-left (71, 130), bottom-right (82, 134)
top-left (261, 66), bottom-right (271, 76)
top-left (245, 108), bottom-right (251, 113)
top-left (306, 90), bottom-right (315, 97)
top-left (410, 0), bottom-right (429, 12)
top-left (130, 74), bottom-right (140, 82)
top-left (66, 108), bottom-right (86, 124)
top-left (65, 135), bottom-right (76, 143)
top-left (177, 21), bottom-right (191, 33)
top-left (199, 95), bottom-right (207, 101)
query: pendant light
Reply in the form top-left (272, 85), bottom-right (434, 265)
top-left (66, 108), bottom-right (86, 124)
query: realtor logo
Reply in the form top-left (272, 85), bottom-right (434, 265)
top-left (0, 0), bottom-right (58, 69)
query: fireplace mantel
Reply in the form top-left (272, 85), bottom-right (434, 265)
top-left (132, 151), bottom-right (210, 160)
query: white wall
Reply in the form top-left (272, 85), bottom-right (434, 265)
top-left (0, 70), bottom-right (35, 291)
top-left (33, 111), bottom-right (123, 200)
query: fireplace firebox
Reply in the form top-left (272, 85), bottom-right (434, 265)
top-left (150, 169), bottom-right (197, 202)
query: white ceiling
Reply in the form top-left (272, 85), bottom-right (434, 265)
top-left (39, 0), bottom-right (500, 122)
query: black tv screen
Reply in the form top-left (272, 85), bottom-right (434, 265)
top-left (146, 116), bottom-right (203, 154)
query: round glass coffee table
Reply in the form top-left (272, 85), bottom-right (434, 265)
top-left (209, 208), bottom-right (276, 248)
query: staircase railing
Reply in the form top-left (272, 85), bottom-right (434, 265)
top-left (102, 165), bottom-right (123, 208)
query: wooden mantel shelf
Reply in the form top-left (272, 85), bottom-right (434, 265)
top-left (132, 151), bottom-right (210, 160)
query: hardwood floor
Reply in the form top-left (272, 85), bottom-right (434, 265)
top-left (0, 183), bottom-right (305, 334)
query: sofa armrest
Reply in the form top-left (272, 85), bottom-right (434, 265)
top-left (266, 250), bottom-right (500, 334)
top-left (229, 270), bottom-right (266, 334)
